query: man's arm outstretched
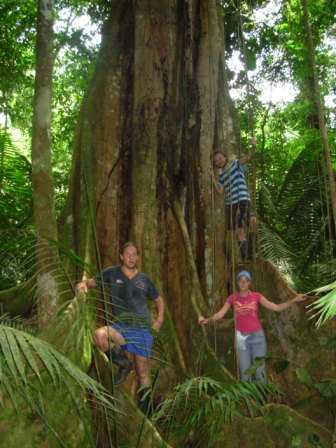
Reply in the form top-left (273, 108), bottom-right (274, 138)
top-left (75, 278), bottom-right (97, 293)
top-left (239, 137), bottom-right (256, 165)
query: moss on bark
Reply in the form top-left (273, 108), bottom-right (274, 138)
top-left (0, 280), bottom-right (35, 316)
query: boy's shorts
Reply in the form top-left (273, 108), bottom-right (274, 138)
top-left (109, 323), bottom-right (153, 358)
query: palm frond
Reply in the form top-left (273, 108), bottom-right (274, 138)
top-left (258, 183), bottom-right (282, 220)
top-left (275, 143), bottom-right (332, 259)
top-left (0, 229), bottom-right (92, 304)
top-left (0, 313), bottom-right (36, 334)
top-left (277, 142), bottom-right (320, 211)
top-left (0, 130), bottom-right (32, 229)
top-left (307, 280), bottom-right (336, 327)
top-left (0, 230), bottom-right (38, 288)
top-left (258, 221), bottom-right (294, 281)
top-left (310, 257), bottom-right (336, 285)
top-left (152, 376), bottom-right (278, 442)
top-left (0, 323), bottom-right (119, 416)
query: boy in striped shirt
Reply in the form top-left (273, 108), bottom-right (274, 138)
top-left (213, 138), bottom-right (256, 261)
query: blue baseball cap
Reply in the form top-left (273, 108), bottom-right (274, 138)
top-left (237, 270), bottom-right (251, 281)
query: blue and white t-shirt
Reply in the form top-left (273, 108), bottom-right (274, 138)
top-left (217, 160), bottom-right (250, 205)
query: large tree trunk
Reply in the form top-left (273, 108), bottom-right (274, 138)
top-left (31, 0), bottom-right (58, 329)
top-left (60, 0), bottom-right (232, 297)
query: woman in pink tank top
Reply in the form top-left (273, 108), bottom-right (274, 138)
top-left (198, 270), bottom-right (306, 382)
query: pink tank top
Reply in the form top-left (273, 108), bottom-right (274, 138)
top-left (227, 292), bottom-right (262, 333)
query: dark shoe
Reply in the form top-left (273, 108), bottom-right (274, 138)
top-left (106, 348), bottom-right (133, 385)
top-left (86, 359), bottom-right (97, 379)
top-left (115, 362), bottom-right (133, 385)
top-left (137, 386), bottom-right (152, 416)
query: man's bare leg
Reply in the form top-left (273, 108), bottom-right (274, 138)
top-left (135, 355), bottom-right (152, 414)
top-left (93, 326), bottom-right (133, 385)
top-left (93, 325), bottom-right (126, 351)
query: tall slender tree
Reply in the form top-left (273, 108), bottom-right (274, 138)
top-left (301, 0), bottom-right (336, 234)
top-left (31, 0), bottom-right (58, 329)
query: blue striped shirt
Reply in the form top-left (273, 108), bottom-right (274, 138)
top-left (218, 160), bottom-right (250, 205)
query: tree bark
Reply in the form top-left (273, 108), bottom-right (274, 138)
top-left (31, 0), bottom-right (58, 329)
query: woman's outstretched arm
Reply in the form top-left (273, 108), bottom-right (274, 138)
top-left (260, 294), bottom-right (306, 312)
